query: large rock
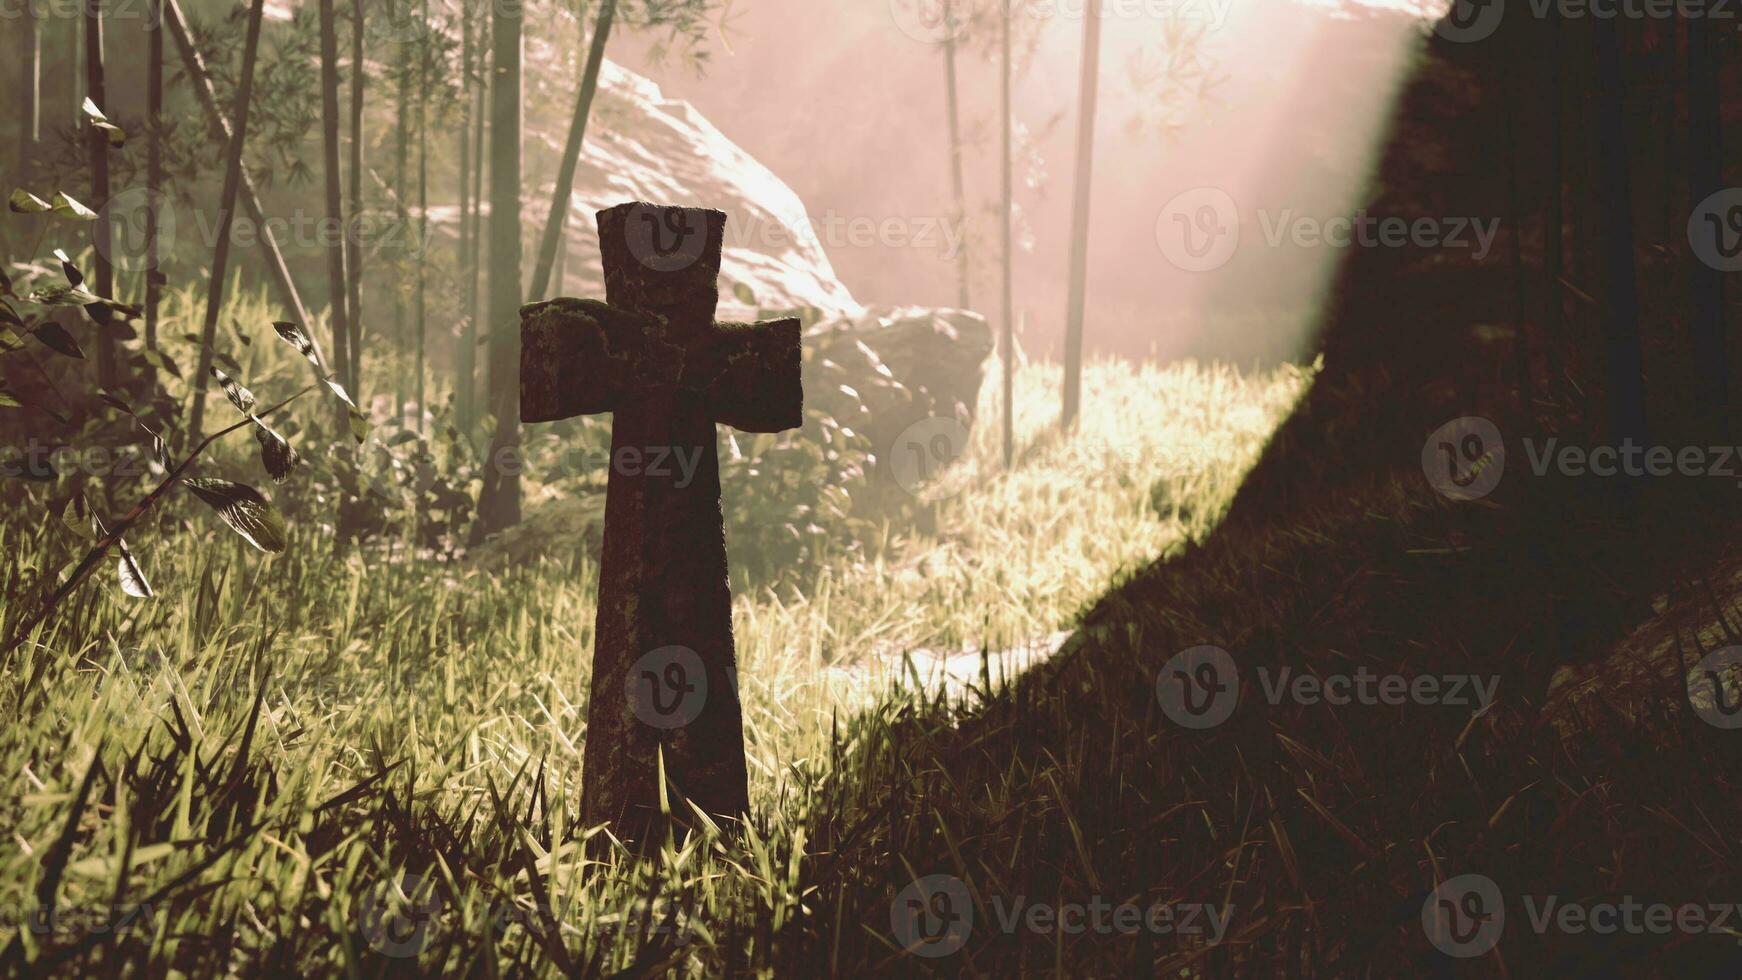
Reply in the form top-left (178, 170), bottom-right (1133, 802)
top-left (527, 60), bottom-right (864, 321)
top-left (805, 306), bottom-right (996, 461)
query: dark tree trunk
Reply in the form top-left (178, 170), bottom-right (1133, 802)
top-left (85, 0), bottom-right (118, 389)
top-left (187, 0), bottom-right (267, 444)
top-left (474, 0), bottom-right (523, 537)
top-left (1500, 34), bottom-right (1531, 413)
top-left (319, 0), bottom-right (353, 402)
top-left (1592, 19), bottom-right (1649, 449)
top-left (347, 0), bottom-right (366, 395)
top-left (1545, 21), bottom-right (1564, 358)
top-left (145, 0), bottom-right (164, 350)
top-left (1686, 6), bottom-right (1726, 421)
top-left (1060, 0), bottom-right (1102, 430)
top-left (528, 0), bottom-right (616, 302)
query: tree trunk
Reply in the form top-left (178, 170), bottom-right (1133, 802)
top-left (145, 0), bottom-right (164, 350)
top-left (457, 2), bottom-right (472, 418)
top-left (1545, 21), bottom-right (1563, 359)
top-left (85, 0), bottom-right (118, 390)
top-left (1592, 19), bottom-right (1649, 449)
top-left (943, 0), bottom-right (970, 310)
top-left (394, 0), bottom-right (410, 426)
top-left (319, 0), bottom-right (353, 403)
top-left (347, 0), bottom-right (366, 395)
top-left (187, 0), bottom-right (267, 445)
top-left (1500, 35), bottom-right (1531, 413)
top-left (528, 0), bottom-right (616, 302)
top-left (1060, 0), bottom-right (1102, 430)
top-left (1686, 6), bottom-right (1726, 421)
top-left (415, 0), bottom-right (429, 431)
top-left (163, 0), bottom-right (322, 365)
top-left (474, 0), bottom-right (523, 537)
top-left (461, 15), bottom-right (489, 430)
top-left (1000, 0), bottom-right (1015, 467)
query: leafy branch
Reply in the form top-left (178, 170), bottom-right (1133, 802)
top-left (2, 383), bottom-right (317, 660)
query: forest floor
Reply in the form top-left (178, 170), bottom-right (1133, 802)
top-left (0, 289), bottom-right (1310, 975)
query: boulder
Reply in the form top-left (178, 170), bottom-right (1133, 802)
top-left (805, 306), bottom-right (996, 461)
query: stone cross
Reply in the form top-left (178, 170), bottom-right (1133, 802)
top-left (520, 202), bottom-right (803, 843)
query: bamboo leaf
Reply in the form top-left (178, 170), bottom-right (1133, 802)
top-left (33, 321), bottom-right (86, 359)
top-left (51, 193), bottom-right (98, 221)
top-left (211, 366), bottom-right (257, 415)
top-left (9, 189), bottom-right (52, 213)
top-left (183, 478), bottom-right (288, 553)
top-left (81, 98), bottom-right (127, 148)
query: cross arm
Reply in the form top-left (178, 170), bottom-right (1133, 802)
top-left (692, 318), bottom-right (804, 434)
top-left (520, 297), bottom-right (662, 423)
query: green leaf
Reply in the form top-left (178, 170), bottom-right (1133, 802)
top-left (32, 321), bottom-right (85, 358)
top-left (0, 387), bottom-right (21, 409)
top-left (52, 248), bottom-right (85, 289)
top-left (183, 478), bottom-right (288, 554)
top-left (9, 189), bottom-right (52, 213)
top-left (211, 366), bottom-right (256, 415)
top-left (732, 281), bottom-right (757, 306)
top-left (59, 493), bottom-right (95, 541)
top-left (81, 98), bottom-right (126, 149)
top-left (272, 320), bottom-right (316, 361)
top-left (141, 348), bottom-right (182, 379)
top-left (28, 283), bottom-right (103, 308)
top-left (93, 512), bottom-right (153, 598)
top-left (253, 421), bottom-right (301, 482)
top-left (51, 193), bottom-right (98, 221)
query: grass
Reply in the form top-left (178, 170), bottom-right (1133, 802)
top-left (0, 281), bottom-right (1308, 975)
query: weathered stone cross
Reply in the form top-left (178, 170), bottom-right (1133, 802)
top-left (520, 202), bottom-right (802, 843)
